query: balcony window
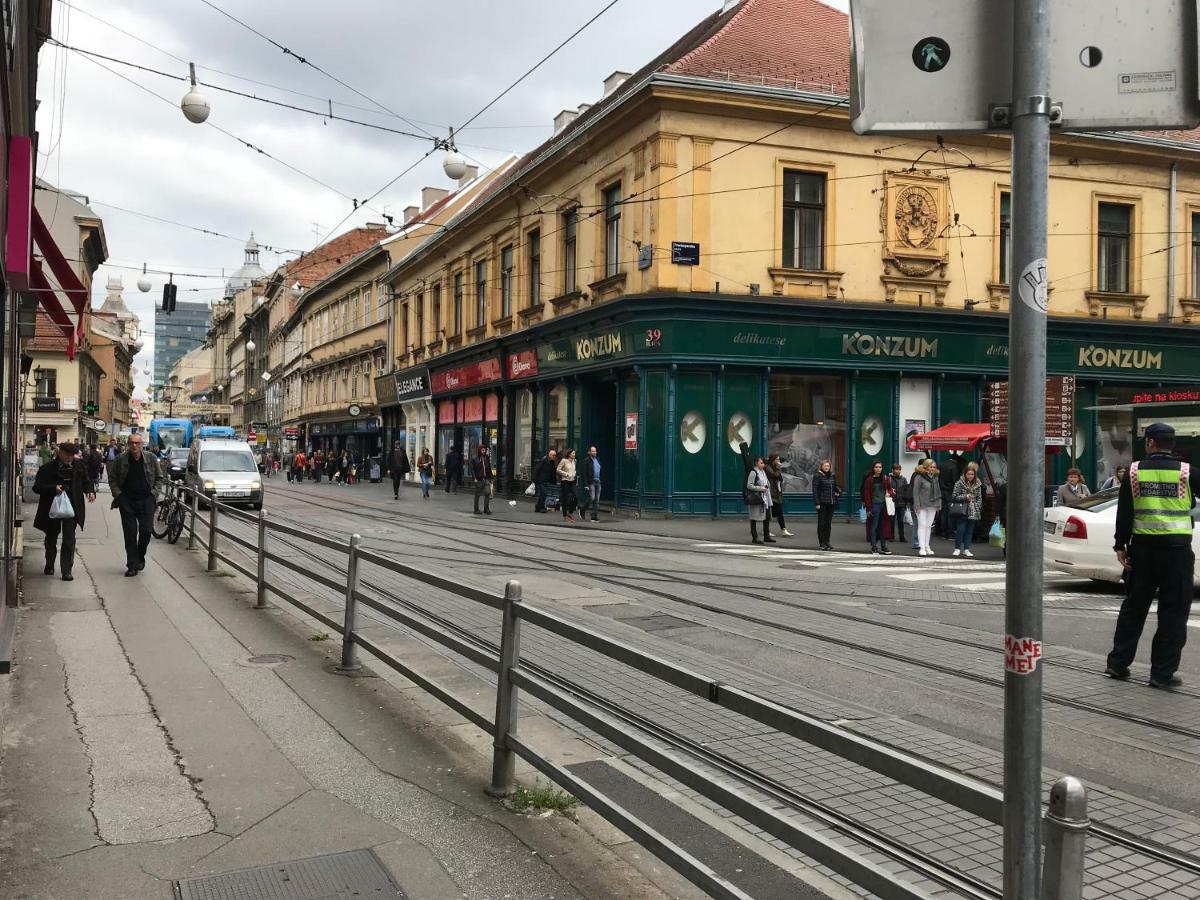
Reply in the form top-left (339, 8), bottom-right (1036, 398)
top-left (1192, 213), bottom-right (1200, 296)
top-left (563, 210), bottom-right (577, 293)
top-left (782, 170), bottom-right (825, 270)
top-left (603, 184), bottom-right (621, 277)
top-left (432, 284), bottom-right (441, 338)
top-left (453, 272), bottom-right (464, 334)
top-left (501, 244), bottom-right (514, 316)
top-left (34, 368), bottom-right (56, 399)
top-left (528, 229), bottom-right (541, 306)
top-left (999, 191), bottom-right (1011, 286)
top-left (1097, 202), bottom-right (1132, 293)
top-left (475, 259), bottom-right (487, 327)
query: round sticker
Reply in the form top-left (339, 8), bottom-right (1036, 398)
top-left (912, 37), bottom-right (951, 73)
top-left (726, 411), bottom-right (753, 453)
top-left (680, 411), bottom-right (707, 454)
top-left (860, 415), bottom-right (885, 456)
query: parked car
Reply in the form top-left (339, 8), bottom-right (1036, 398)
top-left (161, 447), bottom-right (190, 482)
top-left (186, 438), bottom-right (263, 510)
top-left (1043, 486), bottom-right (1200, 587)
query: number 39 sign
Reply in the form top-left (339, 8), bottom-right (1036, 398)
top-left (644, 327), bottom-right (662, 348)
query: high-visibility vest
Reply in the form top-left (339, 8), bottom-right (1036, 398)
top-left (1130, 460), bottom-right (1194, 536)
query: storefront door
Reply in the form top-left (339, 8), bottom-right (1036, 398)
top-left (852, 376), bottom-right (895, 496)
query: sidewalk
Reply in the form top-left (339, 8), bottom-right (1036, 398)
top-left (290, 471), bottom-right (1004, 560)
top-left (0, 499), bottom-right (699, 900)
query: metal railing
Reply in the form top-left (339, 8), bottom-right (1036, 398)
top-left (174, 483), bottom-right (1088, 900)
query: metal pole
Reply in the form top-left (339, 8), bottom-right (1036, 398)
top-left (1040, 777), bottom-right (1088, 900)
top-left (187, 488), bottom-right (198, 550)
top-left (487, 579), bottom-right (523, 798)
top-left (336, 534), bottom-right (362, 673)
top-left (1007, 1), bottom-right (1051, 896)
top-left (206, 497), bottom-right (218, 572)
top-left (255, 508), bottom-right (267, 609)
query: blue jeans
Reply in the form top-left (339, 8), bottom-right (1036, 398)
top-left (869, 501), bottom-right (888, 548)
top-left (420, 472), bottom-right (432, 497)
top-left (953, 514), bottom-right (975, 550)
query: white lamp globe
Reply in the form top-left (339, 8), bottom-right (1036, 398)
top-left (246, 339), bottom-right (256, 351)
top-left (290, 281), bottom-right (303, 299)
top-left (181, 88), bottom-right (211, 124)
top-left (137, 275), bottom-right (152, 292)
top-left (442, 150), bottom-right (468, 181)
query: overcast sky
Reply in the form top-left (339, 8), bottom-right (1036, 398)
top-left (36, 0), bottom-right (848, 398)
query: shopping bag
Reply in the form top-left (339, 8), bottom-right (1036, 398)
top-left (884, 496), bottom-right (896, 517)
top-left (50, 492), bottom-right (75, 520)
top-left (858, 505), bottom-right (867, 523)
top-left (524, 483), bottom-right (537, 496)
top-left (989, 520), bottom-right (1006, 549)
top-left (903, 508), bottom-right (913, 526)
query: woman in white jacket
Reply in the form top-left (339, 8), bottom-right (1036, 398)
top-left (911, 458), bottom-right (942, 556)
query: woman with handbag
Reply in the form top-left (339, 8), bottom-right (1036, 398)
top-left (950, 465), bottom-right (984, 557)
top-left (556, 448), bottom-right (578, 522)
top-left (764, 453), bottom-right (792, 537)
top-left (859, 459), bottom-right (894, 554)
top-left (33, 441), bottom-right (96, 581)
top-left (417, 448), bottom-right (435, 499)
top-left (745, 456), bottom-right (775, 545)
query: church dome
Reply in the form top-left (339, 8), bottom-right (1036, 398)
top-left (227, 232), bottom-right (266, 292)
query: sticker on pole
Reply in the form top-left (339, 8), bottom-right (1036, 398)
top-left (1005, 635), bottom-right (1043, 675)
top-left (1017, 258), bottom-right (1048, 315)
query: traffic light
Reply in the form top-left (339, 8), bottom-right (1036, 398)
top-left (161, 282), bottom-right (178, 313)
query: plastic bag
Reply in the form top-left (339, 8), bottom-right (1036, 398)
top-left (50, 491), bottom-right (75, 520)
top-left (858, 504), bottom-right (867, 524)
top-left (524, 483), bottom-right (537, 496)
top-left (903, 508), bottom-right (913, 526)
top-left (989, 519), bottom-right (1006, 548)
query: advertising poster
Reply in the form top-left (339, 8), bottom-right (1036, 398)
top-left (624, 412), bottom-right (638, 450)
top-left (904, 418), bottom-right (927, 451)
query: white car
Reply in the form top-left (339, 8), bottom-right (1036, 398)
top-left (1043, 487), bottom-right (1200, 586)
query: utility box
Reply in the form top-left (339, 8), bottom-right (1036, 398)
top-left (850, 0), bottom-right (1200, 134)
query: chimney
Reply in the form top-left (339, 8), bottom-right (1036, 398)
top-left (722, 0), bottom-right (741, 12)
top-left (421, 186), bottom-right (449, 209)
top-left (456, 165), bottom-right (479, 188)
top-left (577, 102), bottom-right (592, 117)
top-left (603, 71), bottom-right (632, 98)
top-left (553, 109), bottom-right (579, 135)
top-left (403, 205), bottom-right (420, 224)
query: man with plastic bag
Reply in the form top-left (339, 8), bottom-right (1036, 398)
top-left (33, 441), bottom-right (96, 581)
top-left (109, 432), bottom-right (162, 577)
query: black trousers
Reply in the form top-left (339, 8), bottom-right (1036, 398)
top-left (534, 482), bottom-right (548, 512)
top-left (43, 518), bottom-right (78, 574)
top-left (474, 478), bottom-right (492, 513)
top-left (392, 473), bottom-right (404, 498)
top-left (816, 503), bottom-right (836, 547)
top-left (893, 507), bottom-right (907, 541)
top-left (118, 494), bottom-right (155, 569)
top-left (1107, 543), bottom-right (1195, 681)
top-left (772, 502), bottom-right (787, 531)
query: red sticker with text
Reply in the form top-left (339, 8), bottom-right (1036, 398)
top-left (1005, 635), bottom-right (1043, 674)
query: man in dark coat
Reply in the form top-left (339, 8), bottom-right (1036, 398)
top-left (109, 432), bottom-right (162, 577)
top-left (532, 449), bottom-right (558, 513)
top-left (33, 441), bottom-right (96, 580)
top-left (938, 452), bottom-right (961, 538)
top-left (387, 440), bottom-right (411, 499)
top-left (444, 445), bottom-right (462, 493)
top-left (472, 445), bottom-right (494, 515)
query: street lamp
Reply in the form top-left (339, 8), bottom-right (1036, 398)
top-left (180, 63), bottom-right (211, 124)
top-left (137, 264), bottom-right (152, 293)
top-left (161, 383), bottom-right (183, 416)
top-left (291, 281), bottom-right (303, 299)
top-left (246, 338), bottom-right (256, 351)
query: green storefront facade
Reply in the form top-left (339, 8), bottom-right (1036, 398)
top-left (397, 295), bottom-right (1200, 516)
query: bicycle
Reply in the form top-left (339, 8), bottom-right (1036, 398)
top-left (152, 482), bottom-right (188, 544)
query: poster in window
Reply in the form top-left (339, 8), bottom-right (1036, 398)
top-left (904, 418), bottom-right (927, 451)
top-left (624, 412), bottom-right (638, 450)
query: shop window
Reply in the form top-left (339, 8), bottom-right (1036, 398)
top-left (453, 272), bottom-right (464, 334)
top-left (475, 259), bottom-right (487, 327)
top-left (548, 384), bottom-right (568, 454)
top-left (501, 244), bottom-right (514, 317)
top-left (766, 374), bottom-right (847, 493)
top-left (1097, 202), bottom-right (1132, 293)
top-left (528, 229), bottom-right (541, 307)
top-left (563, 210), bottom-right (577, 293)
top-left (603, 183), bottom-right (622, 277)
top-left (782, 170), bottom-right (825, 270)
top-left (999, 191), bottom-right (1011, 285)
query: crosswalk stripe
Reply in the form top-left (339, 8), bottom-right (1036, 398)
top-left (892, 571), bottom-right (1012, 582)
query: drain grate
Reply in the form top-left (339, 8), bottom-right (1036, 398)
top-left (246, 654), bottom-right (294, 665)
top-left (175, 849), bottom-right (405, 899)
top-left (622, 614), bottom-right (701, 633)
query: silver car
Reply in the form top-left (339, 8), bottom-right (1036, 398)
top-left (187, 439), bottom-right (263, 510)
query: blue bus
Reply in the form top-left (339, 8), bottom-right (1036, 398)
top-left (148, 418), bottom-right (193, 453)
top-left (197, 425), bottom-right (236, 440)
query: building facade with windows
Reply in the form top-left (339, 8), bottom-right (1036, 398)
top-left (380, 0), bottom-right (1200, 513)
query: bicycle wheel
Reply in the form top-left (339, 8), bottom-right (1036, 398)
top-left (151, 491), bottom-right (171, 539)
top-left (166, 504), bottom-right (185, 544)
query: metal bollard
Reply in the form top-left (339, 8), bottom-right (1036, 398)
top-left (1041, 776), bottom-right (1088, 900)
top-left (487, 580), bottom-right (523, 798)
top-left (336, 534), bottom-right (362, 673)
top-left (187, 489), bottom-right (199, 550)
top-left (206, 498), bottom-right (218, 572)
top-left (255, 508), bottom-right (268, 609)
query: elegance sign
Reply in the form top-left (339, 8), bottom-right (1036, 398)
top-left (394, 366), bottom-right (432, 402)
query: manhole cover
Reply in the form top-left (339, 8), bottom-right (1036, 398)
top-left (623, 614), bottom-right (700, 633)
top-left (247, 654), bottom-right (293, 665)
top-left (175, 848), bottom-right (405, 899)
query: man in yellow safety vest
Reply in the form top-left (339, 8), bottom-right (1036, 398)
top-left (1106, 422), bottom-right (1200, 689)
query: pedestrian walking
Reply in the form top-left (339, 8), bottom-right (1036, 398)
top-left (890, 462), bottom-right (910, 544)
top-left (556, 449), bottom-right (578, 522)
top-left (1105, 422), bottom-right (1200, 689)
top-left (745, 456), bottom-right (775, 545)
top-left (908, 463), bottom-right (924, 549)
top-left (950, 466), bottom-right (983, 557)
top-left (860, 461), bottom-right (894, 554)
top-left (532, 449), bottom-right (558, 513)
top-left (912, 459), bottom-right (942, 557)
top-left (388, 440), bottom-right (411, 499)
top-left (764, 453), bottom-right (793, 537)
top-left (812, 459), bottom-right (841, 550)
top-left (335, 450), bottom-right (349, 485)
top-left (311, 449), bottom-right (323, 483)
top-left (1101, 465), bottom-right (1128, 492)
top-left (578, 446), bottom-right (601, 522)
top-left (417, 448), bottom-right (434, 498)
top-left (938, 452), bottom-right (961, 538)
top-left (108, 432), bottom-right (161, 577)
top-left (293, 449), bottom-right (306, 484)
top-left (84, 443), bottom-right (104, 487)
top-left (37, 439), bottom-right (53, 466)
top-left (33, 442), bottom-right (96, 581)
top-left (1055, 468), bottom-right (1091, 507)
top-left (472, 445), bottom-right (495, 515)
top-left (444, 445), bottom-right (462, 493)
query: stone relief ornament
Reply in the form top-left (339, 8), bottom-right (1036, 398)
top-left (893, 185), bottom-right (939, 250)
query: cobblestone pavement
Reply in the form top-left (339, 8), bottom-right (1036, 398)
top-left (194, 481), bottom-right (1200, 898)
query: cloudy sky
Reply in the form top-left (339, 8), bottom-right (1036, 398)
top-left (36, 0), bottom-right (848, 398)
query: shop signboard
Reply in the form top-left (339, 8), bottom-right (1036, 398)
top-left (506, 350), bottom-right (539, 381)
top-left (987, 376), bottom-right (1076, 445)
top-left (32, 397), bottom-right (59, 411)
top-left (671, 241), bottom-right (700, 265)
top-left (431, 357), bottom-right (501, 394)
top-left (393, 366), bottom-right (431, 402)
top-left (1131, 387), bottom-right (1200, 405)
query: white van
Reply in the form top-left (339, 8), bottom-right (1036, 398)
top-left (187, 439), bottom-right (263, 509)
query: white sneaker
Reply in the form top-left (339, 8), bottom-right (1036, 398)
top-left (781, 529), bottom-right (793, 536)
top-left (925, 548), bottom-right (935, 556)
top-left (952, 549), bottom-right (961, 557)
top-left (964, 550), bottom-right (974, 558)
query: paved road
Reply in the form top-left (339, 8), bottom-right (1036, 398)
top-left (220, 479), bottom-right (1200, 897)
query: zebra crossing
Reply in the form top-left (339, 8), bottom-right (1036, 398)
top-left (694, 542), bottom-right (1092, 593)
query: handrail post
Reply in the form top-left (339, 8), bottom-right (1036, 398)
top-left (336, 534), bottom-right (362, 673)
top-left (206, 497), bottom-right (218, 572)
top-left (1041, 776), bottom-right (1088, 900)
top-left (187, 488), bottom-right (199, 550)
top-left (255, 508), bottom-right (268, 609)
top-left (487, 580), bottom-right (523, 798)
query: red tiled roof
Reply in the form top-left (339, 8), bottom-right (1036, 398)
top-left (268, 225), bottom-right (389, 316)
top-left (667, 0), bottom-right (849, 95)
top-left (28, 310), bottom-right (69, 352)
